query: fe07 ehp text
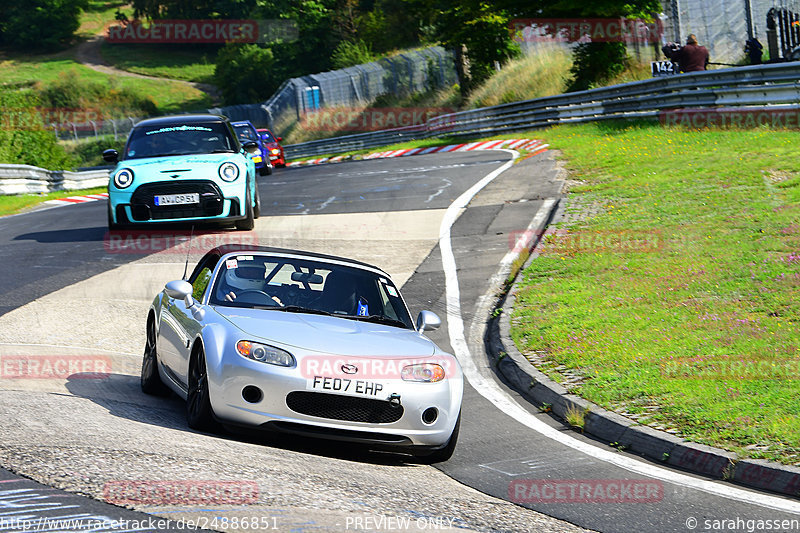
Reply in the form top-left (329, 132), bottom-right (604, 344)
top-left (312, 376), bottom-right (384, 396)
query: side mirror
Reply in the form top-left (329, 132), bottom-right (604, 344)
top-left (242, 141), bottom-right (259, 155)
top-left (416, 310), bottom-right (441, 332)
top-left (102, 149), bottom-right (119, 163)
top-left (276, 137), bottom-right (283, 142)
top-left (165, 280), bottom-right (193, 300)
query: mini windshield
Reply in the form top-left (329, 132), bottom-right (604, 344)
top-left (124, 122), bottom-right (236, 159)
top-left (258, 130), bottom-right (275, 142)
top-left (233, 124), bottom-right (258, 143)
top-left (209, 254), bottom-right (413, 329)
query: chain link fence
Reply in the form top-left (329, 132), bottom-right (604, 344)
top-left (661, 0), bottom-right (788, 64)
top-left (51, 46), bottom-right (455, 143)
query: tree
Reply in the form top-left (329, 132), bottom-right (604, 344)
top-left (214, 43), bottom-right (276, 104)
top-left (433, 1), bottom-right (521, 95)
top-left (535, 0), bottom-right (662, 91)
top-left (0, 0), bottom-right (88, 51)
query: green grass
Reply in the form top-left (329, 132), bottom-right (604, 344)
top-left (100, 43), bottom-right (218, 84)
top-left (510, 123), bottom-right (800, 464)
top-left (78, 0), bottom-right (133, 38)
top-left (466, 48), bottom-right (573, 108)
top-left (0, 187), bottom-right (107, 217)
top-left (0, 54), bottom-right (211, 113)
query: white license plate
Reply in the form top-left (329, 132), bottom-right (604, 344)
top-left (154, 193), bottom-right (199, 206)
top-left (308, 376), bottom-right (386, 396)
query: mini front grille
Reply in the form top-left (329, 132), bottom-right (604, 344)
top-left (130, 180), bottom-right (224, 220)
top-left (286, 391), bottom-right (403, 424)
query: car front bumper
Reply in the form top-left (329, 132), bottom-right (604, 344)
top-left (110, 179), bottom-right (249, 224)
top-left (208, 352), bottom-right (463, 448)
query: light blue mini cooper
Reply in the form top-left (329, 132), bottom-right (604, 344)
top-left (103, 114), bottom-right (261, 231)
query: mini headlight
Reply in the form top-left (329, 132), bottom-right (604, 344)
top-left (219, 162), bottom-right (240, 182)
top-left (113, 168), bottom-right (134, 189)
top-left (270, 148), bottom-right (280, 154)
top-left (236, 340), bottom-right (294, 367)
top-left (401, 363), bottom-right (445, 382)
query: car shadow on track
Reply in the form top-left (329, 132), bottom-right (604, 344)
top-left (65, 373), bottom-right (422, 467)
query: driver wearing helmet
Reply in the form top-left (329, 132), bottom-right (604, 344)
top-left (220, 264), bottom-right (282, 305)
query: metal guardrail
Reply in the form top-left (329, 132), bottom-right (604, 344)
top-left (0, 165), bottom-right (109, 195)
top-left (284, 62), bottom-right (800, 160)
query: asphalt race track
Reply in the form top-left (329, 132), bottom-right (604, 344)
top-left (0, 151), bottom-right (799, 533)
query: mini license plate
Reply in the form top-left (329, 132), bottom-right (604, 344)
top-left (154, 193), bottom-right (199, 206)
top-left (309, 376), bottom-right (385, 396)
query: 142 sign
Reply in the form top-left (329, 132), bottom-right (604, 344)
top-left (651, 60), bottom-right (679, 76)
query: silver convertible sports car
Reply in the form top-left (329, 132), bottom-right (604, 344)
top-left (142, 245), bottom-right (463, 462)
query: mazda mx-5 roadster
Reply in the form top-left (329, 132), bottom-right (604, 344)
top-left (142, 245), bottom-right (462, 462)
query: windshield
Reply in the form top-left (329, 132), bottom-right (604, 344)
top-left (124, 122), bottom-right (236, 159)
top-left (258, 129), bottom-right (275, 142)
top-left (209, 254), bottom-right (413, 329)
top-left (233, 124), bottom-right (258, 143)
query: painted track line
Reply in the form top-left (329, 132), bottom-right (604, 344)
top-left (438, 149), bottom-right (800, 514)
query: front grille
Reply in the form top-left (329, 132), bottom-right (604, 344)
top-left (286, 391), bottom-right (404, 424)
top-left (130, 180), bottom-right (224, 221)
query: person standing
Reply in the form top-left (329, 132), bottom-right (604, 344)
top-left (677, 34), bottom-right (710, 72)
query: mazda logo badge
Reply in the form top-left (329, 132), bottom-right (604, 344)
top-left (341, 364), bottom-right (358, 375)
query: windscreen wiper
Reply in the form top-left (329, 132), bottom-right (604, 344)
top-left (346, 314), bottom-right (409, 329)
top-left (272, 305), bottom-right (333, 316)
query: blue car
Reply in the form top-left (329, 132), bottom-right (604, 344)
top-left (232, 120), bottom-right (273, 176)
top-left (103, 114), bottom-right (260, 231)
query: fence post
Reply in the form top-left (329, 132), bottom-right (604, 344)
top-left (112, 119), bottom-right (118, 141)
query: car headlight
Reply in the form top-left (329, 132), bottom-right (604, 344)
top-left (236, 340), bottom-right (294, 367)
top-left (401, 363), bottom-right (445, 382)
top-left (113, 168), bottom-right (134, 189)
top-left (219, 162), bottom-right (240, 182)
top-left (270, 148), bottom-right (281, 154)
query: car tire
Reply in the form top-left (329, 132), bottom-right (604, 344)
top-left (253, 184), bottom-right (261, 219)
top-left (260, 164), bottom-right (273, 176)
top-left (187, 346), bottom-right (219, 431)
top-left (414, 412), bottom-right (460, 464)
top-left (235, 186), bottom-right (255, 231)
top-left (141, 317), bottom-right (170, 396)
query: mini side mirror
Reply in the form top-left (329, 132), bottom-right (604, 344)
top-left (102, 149), bottom-right (119, 163)
top-left (242, 141), bottom-right (259, 155)
top-left (276, 137), bottom-right (283, 142)
top-left (416, 310), bottom-right (441, 332)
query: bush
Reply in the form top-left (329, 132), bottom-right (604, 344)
top-left (37, 70), bottom-right (158, 116)
top-left (214, 43), bottom-right (277, 105)
top-left (0, 0), bottom-right (88, 51)
top-left (568, 42), bottom-right (629, 92)
top-left (0, 89), bottom-right (76, 169)
top-left (64, 137), bottom-right (126, 168)
top-left (331, 39), bottom-right (374, 69)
